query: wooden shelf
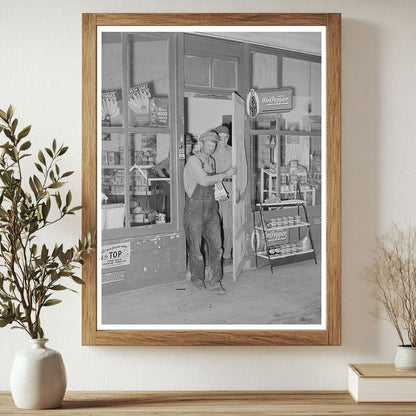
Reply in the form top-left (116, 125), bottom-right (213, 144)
top-left (0, 391), bottom-right (414, 415)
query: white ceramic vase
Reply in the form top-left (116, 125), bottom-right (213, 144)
top-left (10, 338), bottom-right (67, 409)
top-left (394, 345), bottom-right (416, 371)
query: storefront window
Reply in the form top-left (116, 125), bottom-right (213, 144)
top-left (250, 49), bottom-right (322, 207)
top-left (101, 32), bottom-right (173, 232)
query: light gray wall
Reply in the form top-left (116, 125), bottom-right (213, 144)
top-left (1, 0), bottom-right (416, 390)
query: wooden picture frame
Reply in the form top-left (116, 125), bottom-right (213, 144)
top-left (82, 13), bottom-right (341, 346)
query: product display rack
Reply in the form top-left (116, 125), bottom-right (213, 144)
top-left (253, 199), bottom-right (317, 273)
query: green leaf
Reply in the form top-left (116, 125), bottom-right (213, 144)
top-left (41, 244), bottom-right (48, 262)
top-left (48, 182), bottom-right (64, 189)
top-left (52, 139), bottom-right (57, 152)
top-left (6, 105), bottom-right (14, 121)
top-left (69, 206), bottom-right (82, 212)
top-left (58, 146), bottom-right (69, 156)
top-left (50, 284), bottom-right (68, 291)
top-left (43, 299), bottom-right (62, 307)
top-left (11, 118), bottom-right (18, 133)
top-left (33, 175), bottom-right (43, 192)
top-left (19, 140), bottom-right (31, 151)
top-left (0, 109), bottom-right (7, 121)
top-left (61, 171), bottom-right (74, 178)
top-left (65, 191), bottom-right (72, 207)
top-left (31, 244), bottom-right (38, 256)
top-left (17, 125), bottom-right (31, 140)
top-left (71, 276), bottom-right (85, 285)
top-left (4, 128), bottom-right (12, 140)
top-left (0, 317), bottom-right (13, 327)
top-left (41, 202), bottom-right (50, 220)
top-left (34, 162), bottom-right (43, 173)
top-left (38, 150), bottom-right (46, 165)
top-left (45, 147), bottom-right (53, 158)
top-left (29, 177), bottom-right (38, 197)
top-left (38, 325), bottom-right (44, 339)
top-left (55, 192), bottom-right (62, 208)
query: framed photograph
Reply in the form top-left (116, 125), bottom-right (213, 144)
top-left (82, 13), bottom-right (341, 346)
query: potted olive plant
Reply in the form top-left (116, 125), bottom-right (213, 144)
top-left (363, 223), bottom-right (416, 370)
top-left (0, 106), bottom-right (94, 409)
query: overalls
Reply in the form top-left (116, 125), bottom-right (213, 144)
top-left (184, 157), bottom-right (223, 285)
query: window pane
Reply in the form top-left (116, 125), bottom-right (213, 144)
top-left (102, 33), bottom-right (124, 127)
top-left (212, 58), bottom-right (237, 89)
top-left (127, 35), bottom-right (169, 127)
top-left (102, 133), bottom-right (126, 229)
top-left (251, 52), bottom-right (278, 89)
top-left (185, 55), bottom-right (211, 87)
top-left (129, 133), bottom-right (171, 226)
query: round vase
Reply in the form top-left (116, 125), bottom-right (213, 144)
top-left (394, 345), bottom-right (416, 371)
top-left (10, 339), bottom-right (67, 409)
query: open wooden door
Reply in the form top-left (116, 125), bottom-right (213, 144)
top-left (232, 93), bottom-right (247, 281)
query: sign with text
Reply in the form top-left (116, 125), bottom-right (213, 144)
top-left (258, 88), bottom-right (293, 113)
top-left (101, 242), bottom-right (131, 269)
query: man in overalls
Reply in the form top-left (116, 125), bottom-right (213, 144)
top-left (183, 130), bottom-right (236, 295)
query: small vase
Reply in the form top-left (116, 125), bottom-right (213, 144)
top-left (394, 345), bottom-right (416, 371)
top-left (10, 339), bottom-right (67, 409)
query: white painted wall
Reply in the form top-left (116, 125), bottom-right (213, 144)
top-left (1, 0), bottom-right (416, 391)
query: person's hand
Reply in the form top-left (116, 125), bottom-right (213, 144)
top-left (225, 166), bottom-right (236, 177)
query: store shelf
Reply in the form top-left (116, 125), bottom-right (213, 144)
top-left (102, 164), bottom-right (125, 169)
top-left (250, 129), bottom-right (321, 136)
top-left (253, 199), bottom-right (317, 273)
top-left (148, 177), bottom-right (171, 182)
top-left (131, 190), bottom-right (159, 196)
top-left (255, 222), bottom-right (310, 231)
top-left (256, 199), bottom-right (305, 207)
top-left (256, 249), bottom-right (315, 260)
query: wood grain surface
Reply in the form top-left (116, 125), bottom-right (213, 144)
top-left (82, 13), bottom-right (341, 346)
top-left (1, 391), bottom-right (416, 415)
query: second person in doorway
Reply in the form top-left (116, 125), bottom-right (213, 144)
top-left (213, 125), bottom-right (233, 264)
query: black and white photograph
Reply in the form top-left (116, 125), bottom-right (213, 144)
top-left (97, 25), bottom-right (327, 332)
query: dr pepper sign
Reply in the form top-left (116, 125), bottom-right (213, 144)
top-left (246, 88), bottom-right (293, 118)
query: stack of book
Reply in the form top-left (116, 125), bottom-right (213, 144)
top-left (348, 364), bottom-right (416, 402)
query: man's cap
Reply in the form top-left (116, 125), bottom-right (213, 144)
top-left (214, 125), bottom-right (229, 135)
top-left (199, 131), bottom-right (219, 142)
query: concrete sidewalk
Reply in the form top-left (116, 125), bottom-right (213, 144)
top-left (102, 256), bottom-right (322, 326)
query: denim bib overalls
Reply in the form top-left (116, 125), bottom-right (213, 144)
top-left (184, 157), bottom-right (223, 285)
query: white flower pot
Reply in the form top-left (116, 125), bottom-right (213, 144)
top-left (394, 345), bottom-right (416, 371)
top-left (10, 339), bottom-right (67, 409)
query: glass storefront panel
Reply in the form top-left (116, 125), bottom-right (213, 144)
top-left (101, 133), bottom-right (126, 229)
top-left (101, 33), bottom-right (124, 127)
top-left (128, 133), bottom-right (171, 226)
top-left (127, 34), bottom-right (170, 128)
